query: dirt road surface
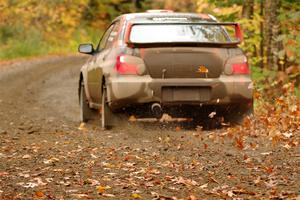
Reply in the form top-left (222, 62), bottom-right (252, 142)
top-left (0, 56), bottom-right (299, 199)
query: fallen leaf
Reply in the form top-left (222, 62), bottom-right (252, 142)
top-left (283, 144), bottom-right (292, 150)
top-left (0, 172), bottom-right (9, 177)
top-left (90, 154), bottom-right (98, 159)
top-left (35, 191), bottom-right (44, 198)
top-left (208, 112), bottom-right (216, 118)
top-left (85, 179), bottom-right (99, 186)
top-left (96, 185), bottom-right (111, 194)
top-left (282, 132), bottom-right (293, 138)
top-left (235, 137), bottom-right (244, 150)
top-left (43, 157), bottom-right (59, 164)
top-left (129, 115), bottom-right (137, 122)
top-left (175, 176), bottom-right (198, 186)
top-left (175, 126), bottom-right (181, 131)
top-left (264, 179), bottom-right (278, 188)
top-left (132, 193), bottom-right (142, 199)
top-left (264, 166), bottom-right (274, 174)
top-left (78, 122), bottom-right (87, 131)
top-left (160, 113), bottom-right (172, 122)
top-left (22, 182), bottom-right (38, 188)
top-left (199, 183), bottom-right (208, 189)
top-left (272, 135), bottom-right (281, 146)
top-left (209, 176), bottom-right (219, 184)
top-left (102, 193), bottom-right (115, 197)
top-left (188, 194), bottom-right (199, 200)
top-left (71, 194), bottom-right (89, 198)
top-left (242, 117), bottom-right (251, 128)
top-left (227, 191), bottom-right (234, 197)
top-left (261, 152), bottom-right (272, 156)
top-left (22, 154), bottom-right (31, 159)
top-left (254, 177), bottom-right (261, 184)
top-left (97, 186), bottom-right (107, 194)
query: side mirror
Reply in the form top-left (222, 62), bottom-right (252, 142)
top-left (78, 43), bottom-right (94, 54)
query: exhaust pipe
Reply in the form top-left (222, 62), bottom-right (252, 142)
top-left (151, 103), bottom-right (163, 119)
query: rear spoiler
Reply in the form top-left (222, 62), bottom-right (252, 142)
top-left (124, 22), bottom-right (243, 47)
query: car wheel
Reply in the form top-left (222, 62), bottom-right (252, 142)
top-left (80, 83), bottom-right (95, 122)
top-left (101, 88), bottom-right (115, 130)
top-left (227, 103), bottom-right (254, 125)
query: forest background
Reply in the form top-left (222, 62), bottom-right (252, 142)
top-left (0, 0), bottom-right (299, 99)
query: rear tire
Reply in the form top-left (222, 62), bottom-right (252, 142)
top-left (226, 103), bottom-right (254, 125)
top-left (80, 83), bottom-right (94, 122)
top-left (101, 88), bottom-right (115, 130)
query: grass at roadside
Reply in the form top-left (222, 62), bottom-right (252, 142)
top-left (0, 26), bottom-right (103, 61)
top-left (251, 66), bottom-right (300, 100)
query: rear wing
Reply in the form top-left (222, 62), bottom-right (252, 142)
top-left (125, 22), bottom-right (243, 47)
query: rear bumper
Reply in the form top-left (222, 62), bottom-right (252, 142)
top-left (107, 75), bottom-right (253, 109)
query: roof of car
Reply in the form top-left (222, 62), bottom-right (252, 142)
top-left (115, 12), bottom-right (217, 23)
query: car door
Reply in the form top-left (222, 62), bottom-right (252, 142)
top-left (86, 24), bottom-right (117, 105)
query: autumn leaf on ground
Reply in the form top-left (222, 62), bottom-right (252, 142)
top-left (71, 194), bottom-right (90, 198)
top-left (132, 193), bottom-right (142, 199)
top-left (283, 143), bottom-right (292, 150)
top-left (208, 111), bottom-right (216, 118)
top-left (96, 185), bottom-right (111, 194)
top-left (128, 115), bottom-right (137, 122)
top-left (0, 172), bottom-right (9, 177)
top-left (199, 183), bottom-right (208, 191)
top-left (272, 135), bottom-right (281, 147)
top-left (160, 113), bottom-right (172, 122)
top-left (175, 176), bottom-right (198, 186)
top-left (35, 191), bottom-right (44, 198)
top-left (102, 193), bottom-right (115, 197)
top-left (78, 122), bottom-right (87, 131)
top-left (235, 136), bottom-right (244, 150)
top-left (242, 117), bottom-right (251, 128)
top-left (264, 166), bottom-right (274, 174)
top-left (22, 154), bottom-right (32, 159)
top-left (188, 194), bottom-right (199, 200)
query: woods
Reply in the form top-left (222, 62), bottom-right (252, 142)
top-left (0, 0), bottom-right (298, 70)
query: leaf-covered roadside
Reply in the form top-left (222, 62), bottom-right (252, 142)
top-left (1, 91), bottom-right (299, 199)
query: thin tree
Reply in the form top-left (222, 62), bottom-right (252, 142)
top-left (242, 0), bottom-right (254, 19)
top-left (264, 0), bottom-right (281, 70)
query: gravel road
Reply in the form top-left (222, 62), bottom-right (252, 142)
top-left (0, 56), bottom-right (87, 133)
top-left (0, 56), bottom-right (299, 199)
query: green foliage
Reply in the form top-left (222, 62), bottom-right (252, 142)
top-left (238, 12), bottom-right (263, 68)
top-left (0, 24), bottom-right (48, 59)
top-left (279, 2), bottom-right (300, 66)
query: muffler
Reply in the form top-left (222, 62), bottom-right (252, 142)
top-left (151, 103), bottom-right (163, 119)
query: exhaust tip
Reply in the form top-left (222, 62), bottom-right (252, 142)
top-left (151, 103), bottom-right (163, 119)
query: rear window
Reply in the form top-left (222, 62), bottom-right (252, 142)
top-left (129, 24), bottom-right (231, 43)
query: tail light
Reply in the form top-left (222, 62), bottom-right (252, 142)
top-left (232, 62), bottom-right (250, 74)
top-left (116, 55), bottom-right (138, 75)
top-left (224, 55), bottom-right (250, 75)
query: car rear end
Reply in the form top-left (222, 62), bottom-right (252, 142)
top-left (106, 13), bottom-right (253, 118)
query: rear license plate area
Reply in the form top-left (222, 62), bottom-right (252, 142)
top-left (162, 87), bottom-right (211, 102)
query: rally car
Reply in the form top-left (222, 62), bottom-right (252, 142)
top-left (78, 10), bottom-right (253, 129)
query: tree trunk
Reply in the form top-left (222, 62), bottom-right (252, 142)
top-left (242, 0), bottom-right (254, 19)
top-left (260, 0), bottom-right (264, 68)
top-left (264, 0), bottom-right (281, 70)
